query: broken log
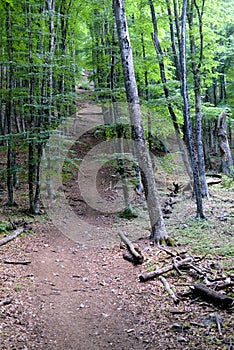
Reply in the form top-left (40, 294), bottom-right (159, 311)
top-left (191, 283), bottom-right (233, 309)
top-left (0, 228), bottom-right (25, 247)
top-left (139, 257), bottom-right (193, 282)
top-left (118, 232), bottom-right (144, 265)
top-left (159, 276), bottom-right (180, 304)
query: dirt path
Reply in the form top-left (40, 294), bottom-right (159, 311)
top-left (1, 97), bottom-right (233, 350)
top-left (29, 100), bottom-right (157, 349)
top-left (28, 230), bottom-right (156, 350)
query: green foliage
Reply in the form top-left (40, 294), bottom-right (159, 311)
top-left (119, 206), bottom-right (138, 219)
top-left (94, 123), bottom-right (131, 141)
top-left (158, 154), bottom-right (178, 174)
top-left (0, 221), bottom-right (11, 234)
top-left (221, 167), bottom-right (234, 189)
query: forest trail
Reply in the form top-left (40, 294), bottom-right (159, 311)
top-left (29, 230), bottom-right (152, 350)
top-left (30, 100), bottom-right (152, 349)
top-left (1, 97), bottom-right (233, 350)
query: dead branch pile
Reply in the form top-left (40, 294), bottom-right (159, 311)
top-left (118, 234), bottom-right (234, 309)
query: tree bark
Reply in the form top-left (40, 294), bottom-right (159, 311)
top-left (188, 0), bottom-right (209, 199)
top-left (217, 110), bottom-right (233, 176)
top-left (180, 0), bottom-right (205, 219)
top-left (113, 0), bottom-right (168, 242)
top-left (26, 0), bottom-right (37, 213)
top-left (5, 3), bottom-right (15, 206)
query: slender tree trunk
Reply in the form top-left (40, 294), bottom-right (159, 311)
top-left (47, 0), bottom-right (55, 121)
top-left (181, 0), bottom-right (205, 219)
top-left (141, 33), bottom-right (149, 101)
top-left (141, 32), bottom-right (154, 169)
top-left (27, 1), bottom-right (35, 213)
top-left (45, 0), bottom-right (56, 200)
top-left (217, 110), bottom-right (233, 176)
top-left (219, 69), bottom-right (227, 102)
top-left (113, 106), bottom-right (133, 214)
top-left (149, 0), bottom-right (193, 181)
top-left (166, 0), bottom-right (181, 80)
top-left (194, 73), bottom-right (209, 198)
top-left (0, 60), bottom-right (5, 138)
top-left (188, 0), bottom-right (209, 198)
top-left (173, 0), bottom-right (181, 56)
top-left (5, 3), bottom-right (15, 206)
top-left (113, 0), bottom-right (168, 243)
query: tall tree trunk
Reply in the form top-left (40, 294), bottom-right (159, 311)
top-left (217, 110), bottom-right (233, 176)
top-left (166, 0), bottom-right (181, 81)
top-left (188, 0), bottom-right (209, 198)
top-left (141, 32), bottom-right (154, 169)
top-left (0, 60), bottom-right (5, 138)
top-left (45, 0), bottom-right (56, 200)
top-left (219, 68), bottom-right (226, 102)
top-left (5, 3), bottom-right (15, 206)
top-left (141, 33), bottom-right (149, 101)
top-left (194, 73), bottom-right (209, 198)
top-left (149, 0), bottom-right (193, 181)
top-left (181, 0), bottom-right (205, 219)
top-left (26, 0), bottom-right (37, 213)
top-left (47, 0), bottom-right (55, 121)
top-left (113, 0), bottom-right (168, 243)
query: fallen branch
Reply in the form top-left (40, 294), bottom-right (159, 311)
top-left (4, 260), bottom-right (31, 265)
top-left (191, 283), bottom-right (233, 309)
top-left (118, 232), bottom-right (144, 265)
top-left (139, 257), bottom-right (193, 282)
top-left (188, 264), bottom-right (206, 277)
top-left (173, 259), bottom-right (183, 276)
top-left (159, 276), bottom-right (180, 304)
top-left (215, 313), bottom-right (223, 336)
top-left (0, 228), bottom-right (25, 247)
top-left (156, 245), bottom-right (177, 257)
top-left (205, 277), bottom-right (234, 291)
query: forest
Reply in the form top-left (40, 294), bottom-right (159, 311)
top-left (0, 0), bottom-right (233, 349)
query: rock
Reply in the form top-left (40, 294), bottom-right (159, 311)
top-left (177, 336), bottom-right (187, 342)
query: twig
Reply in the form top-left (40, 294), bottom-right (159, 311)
top-left (188, 263), bottom-right (206, 276)
top-left (159, 276), bottom-right (180, 304)
top-left (215, 313), bottom-right (222, 336)
top-left (156, 245), bottom-right (177, 257)
top-left (173, 260), bottom-right (183, 276)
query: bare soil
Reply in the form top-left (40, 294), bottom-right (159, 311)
top-left (0, 96), bottom-right (233, 350)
